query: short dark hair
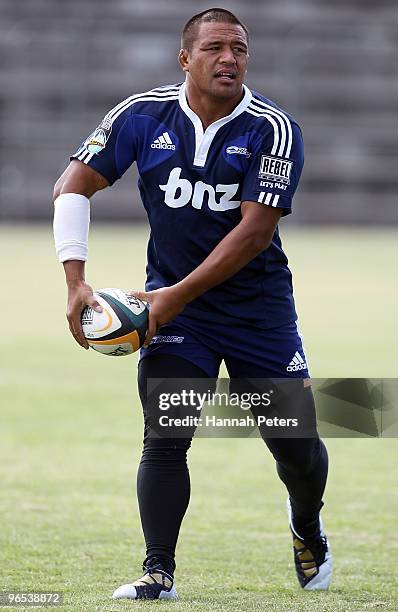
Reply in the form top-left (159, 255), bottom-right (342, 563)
top-left (181, 8), bottom-right (249, 51)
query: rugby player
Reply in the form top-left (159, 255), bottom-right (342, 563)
top-left (53, 8), bottom-right (332, 599)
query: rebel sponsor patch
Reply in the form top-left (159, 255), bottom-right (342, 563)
top-left (258, 155), bottom-right (293, 185)
top-left (260, 181), bottom-right (288, 191)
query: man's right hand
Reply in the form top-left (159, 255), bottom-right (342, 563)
top-left (66, 280), bottom-right (102, 349)
top-left (53, 162), bottom-right (109, 349)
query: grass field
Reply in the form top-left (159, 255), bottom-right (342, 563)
top-left (1, 225), bottom-right (397, 611)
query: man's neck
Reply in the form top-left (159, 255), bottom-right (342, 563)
top-left (184, 80), bottom-right (245, 131)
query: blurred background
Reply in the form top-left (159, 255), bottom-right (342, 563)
top-left (1, 0), bottom-right (397, 224)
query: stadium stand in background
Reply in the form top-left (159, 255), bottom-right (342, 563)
top-left (0, 0), bottom-right (397, 223)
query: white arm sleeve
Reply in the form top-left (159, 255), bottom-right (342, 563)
top-left (53, 193), bottom-right (90, 262)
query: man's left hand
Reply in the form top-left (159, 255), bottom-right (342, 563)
top-left (129, 286), bottom-right (187, 347)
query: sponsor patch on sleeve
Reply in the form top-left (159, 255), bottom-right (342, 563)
top-left (85, 117), bottom-right (113, 154)
top-left (258, 155), bottom-right (293, 185)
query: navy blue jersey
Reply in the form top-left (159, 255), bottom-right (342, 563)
top-left (72, 83), bottom-right (304, 329)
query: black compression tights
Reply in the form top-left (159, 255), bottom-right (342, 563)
top-left (137, 355), bottom-right (328, 576)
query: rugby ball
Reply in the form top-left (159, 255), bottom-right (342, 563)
top-left (81, 288), bottom-right (148, 356)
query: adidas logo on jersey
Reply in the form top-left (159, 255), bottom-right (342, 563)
top-left (287, 351), bottom-right (307, 372)
top-left (151, 132), bottom-right (176, 150)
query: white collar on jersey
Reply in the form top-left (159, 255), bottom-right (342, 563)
top-left (178, 81), bottom-right (252, 168)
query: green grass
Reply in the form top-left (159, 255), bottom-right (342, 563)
top-left (0, 225), bottom-right (397, 611)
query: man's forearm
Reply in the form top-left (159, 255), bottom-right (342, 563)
top-left (63, 260), bottom-right (86, 286)
top-left (175, 218), bottom-right (270, 304)
top-left (129, 213), bottom-right (277, 347)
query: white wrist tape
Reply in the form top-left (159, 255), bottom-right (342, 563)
top-left (53, 193), bottom-right (90, 262)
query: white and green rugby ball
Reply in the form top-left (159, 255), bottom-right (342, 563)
top-left (81, 288), bottom-right (148, 356)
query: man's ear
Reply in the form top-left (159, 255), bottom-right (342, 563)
top-left (178, 48), bottom-right (189, 72)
